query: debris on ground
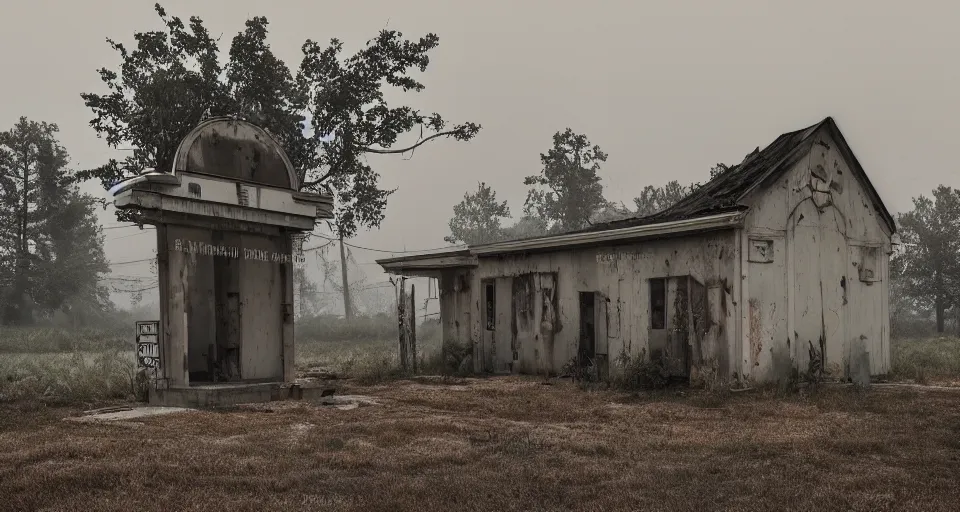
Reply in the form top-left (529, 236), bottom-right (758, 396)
top-left (65, 406), bottom-right (195, 425)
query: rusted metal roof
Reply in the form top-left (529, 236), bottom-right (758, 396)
top-left (575, 116), bottom-right (895, 234)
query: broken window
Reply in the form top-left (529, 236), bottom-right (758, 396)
top-left (859, 246), bottom-right (880, 282)
top-left (650, 278), bottom-right (666, 330)
top-left (484, 281), bottom-right (495, 330)
top-left (748, 238), bottom-right (774, 263)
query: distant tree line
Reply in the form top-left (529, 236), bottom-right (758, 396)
top-left (443, 131), bottom-right (957, 337)
top-left (0, 118), bottom-right (111, 326)
top-left (891, 185), bottom-right (960, 334)
top-left (444, 128), bottom-right (727, 245)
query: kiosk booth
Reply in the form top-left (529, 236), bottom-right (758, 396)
top-left (110, 117), bottom-right (334, 406)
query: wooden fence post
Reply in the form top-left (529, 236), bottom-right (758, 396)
top-left (398, 277), bottom-right (408, 372)
top-left (410, 283), bottom-right (418, 374)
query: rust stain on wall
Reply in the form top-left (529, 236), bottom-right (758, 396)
top-left (749, 298), bottom-right (762, 366)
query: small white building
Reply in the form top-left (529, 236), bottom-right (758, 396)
top-left (378, 117), bottom-right (895, 384)
top-left (111, 117), bottom-right (334, 406)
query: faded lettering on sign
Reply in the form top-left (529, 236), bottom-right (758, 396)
top-left (173, 238), bottom-right (292, 264)
top-left (596, 251), bottom-right (649, 263)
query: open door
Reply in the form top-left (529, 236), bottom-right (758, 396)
top-left (594, 293), bottom-right (609, 379)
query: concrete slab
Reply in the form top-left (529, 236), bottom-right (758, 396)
top-left (66, 406), bottom-right (195, 424)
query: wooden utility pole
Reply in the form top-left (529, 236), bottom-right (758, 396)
top-left (339, 232), bottom-right (353, 319)
top-left (410, 283), bottom-right (418, 374)
top-left (397, 277), bottom-right (408, 371)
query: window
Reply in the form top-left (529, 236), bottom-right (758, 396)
top-left (484, 282), bottom-right (495, 330)
top-left (650, 278), bottom-right (666, 330)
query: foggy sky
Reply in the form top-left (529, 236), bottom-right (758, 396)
top-left (2, 0), bottom-right (957, 310)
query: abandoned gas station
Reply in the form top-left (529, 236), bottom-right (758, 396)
top-left (111, 117), bottom-right (334, 407)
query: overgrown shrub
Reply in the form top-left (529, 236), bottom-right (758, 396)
top-left (421, 339), bottom-right (473, 376)
top-left (610, 349), bottom-right (670, 390)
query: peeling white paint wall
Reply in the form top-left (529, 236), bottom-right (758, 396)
top-left (445, 232), bottom-right (738, 377)
top-left (741, 130), bottom-right (892, 382)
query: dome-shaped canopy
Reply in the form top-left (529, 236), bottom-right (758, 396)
top-left (171, 117), bottom-right (299, 190)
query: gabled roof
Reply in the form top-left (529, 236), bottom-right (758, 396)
top-left (574, 116), bottom-right (896, 234)
top-left (376, 116), bottom-right (895, 271)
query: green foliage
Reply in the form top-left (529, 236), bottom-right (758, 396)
top-left (632, 163), bottom-right (728, 217)
top-left (421, 339), bottom-right (474, 376)
top-left (297, 313), bottom-right (398, 342)
top-left (894, 185), bottom-right (960, 332)
top-left (524, 128), bottom-right (608, 232)
top-left (0, 118), bottom-right (110, 325)
top-left (499, 215), bottom-right (550, 241)
top-left (0, 350), bottom-right (135, 404)
top-left (589, 201), bottom-right (634, 224)
top-left (80, 3), bottom-right (480, 238)
top-left (445, 182), bottom-right (511, 245)
top-left (611, 349), bottom-right (671, 390)
top-left (632, 181), bottom-right (693, 216)
top-left (890, 336), bottom-right (960, 384)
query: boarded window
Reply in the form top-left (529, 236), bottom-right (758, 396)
top-left (484, 281), bottom-right (495, 330)
top-left (748, 238), bottom-right (774, 263)
top-left (650, 278), bottom-right (666, 330)
top-left (859, 246), bottom-right (880, 282)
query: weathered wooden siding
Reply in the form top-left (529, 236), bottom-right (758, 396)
top-left (439, 269), bottom-right (473, 353)
top-left (742, 129), bottom-right (892, 382)
top-left (461, 232), bottom-right (738, 377)
top-left (238, 233), bottom-right (286, 380)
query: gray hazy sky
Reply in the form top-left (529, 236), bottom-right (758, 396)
top-left (2, 0), bottom-right (958, 308)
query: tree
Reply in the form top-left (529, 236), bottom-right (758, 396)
top-left (0, 117), bottom-right (110, 325)
top-left (293, 266), bottom-right (325, 318)
top-left (632, 181), bottom-right (691, 216)
top-left (80, 4), bottom-right (479, 234)
top-left (500, 215), bottom-right (550, 241)
top-left (80, 4), bottom-right (480, 318)
top-left (524, 128), bottom-right (607, 232)
top-left (445, 182), bottom-right (511, 245)
top-left (589, 201), bottom-right (634, 224)
top-left (896, 185), bottom-right (960, 333)
top-left (631, 163), bottom-right (729, 217)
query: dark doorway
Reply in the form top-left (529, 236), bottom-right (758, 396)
top-left (579, 292), bottom-right (596, 364)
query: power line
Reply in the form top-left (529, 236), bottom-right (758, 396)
top-left (107, 230), bottom-right (153, 242)
top-left (311, 233), bottom-right (462, 255)
top-left (109, 256), bottom-right (155, 266)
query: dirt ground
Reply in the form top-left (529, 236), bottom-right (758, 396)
top-left (1, 377), bottom-right (959, 512)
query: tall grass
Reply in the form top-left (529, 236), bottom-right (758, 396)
top-left (4, 318), bottom-right (957, 406)
top-left (0, 326), bottom-right (129, 353)
top-left (890, 336), bottom-right (960, 384)
top-left (0, 350), bottom-right (135, 404)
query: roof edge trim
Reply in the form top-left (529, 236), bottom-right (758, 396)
top-left (471, 211), bottom-right (744, 256)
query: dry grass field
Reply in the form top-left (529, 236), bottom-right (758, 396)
top-left (2, 377), bottom-right (960, 511)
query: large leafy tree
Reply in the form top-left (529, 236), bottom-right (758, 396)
top-left (632, 164), bottom-right (728, 217)
top-left (79, 3), bottom-right (480, 239)
top-left (524, 128), bottom-right (607, 232)
top-left (445, 182), bottom-right (511, 245)
top-left (0, 118), bottom-right (110, 325)
top-left (632, 181), bottom-right (691, 217)
top-left (500, 215), bottom-right (549, 241)
top-left (895, 185), bottom-right (960, 332)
